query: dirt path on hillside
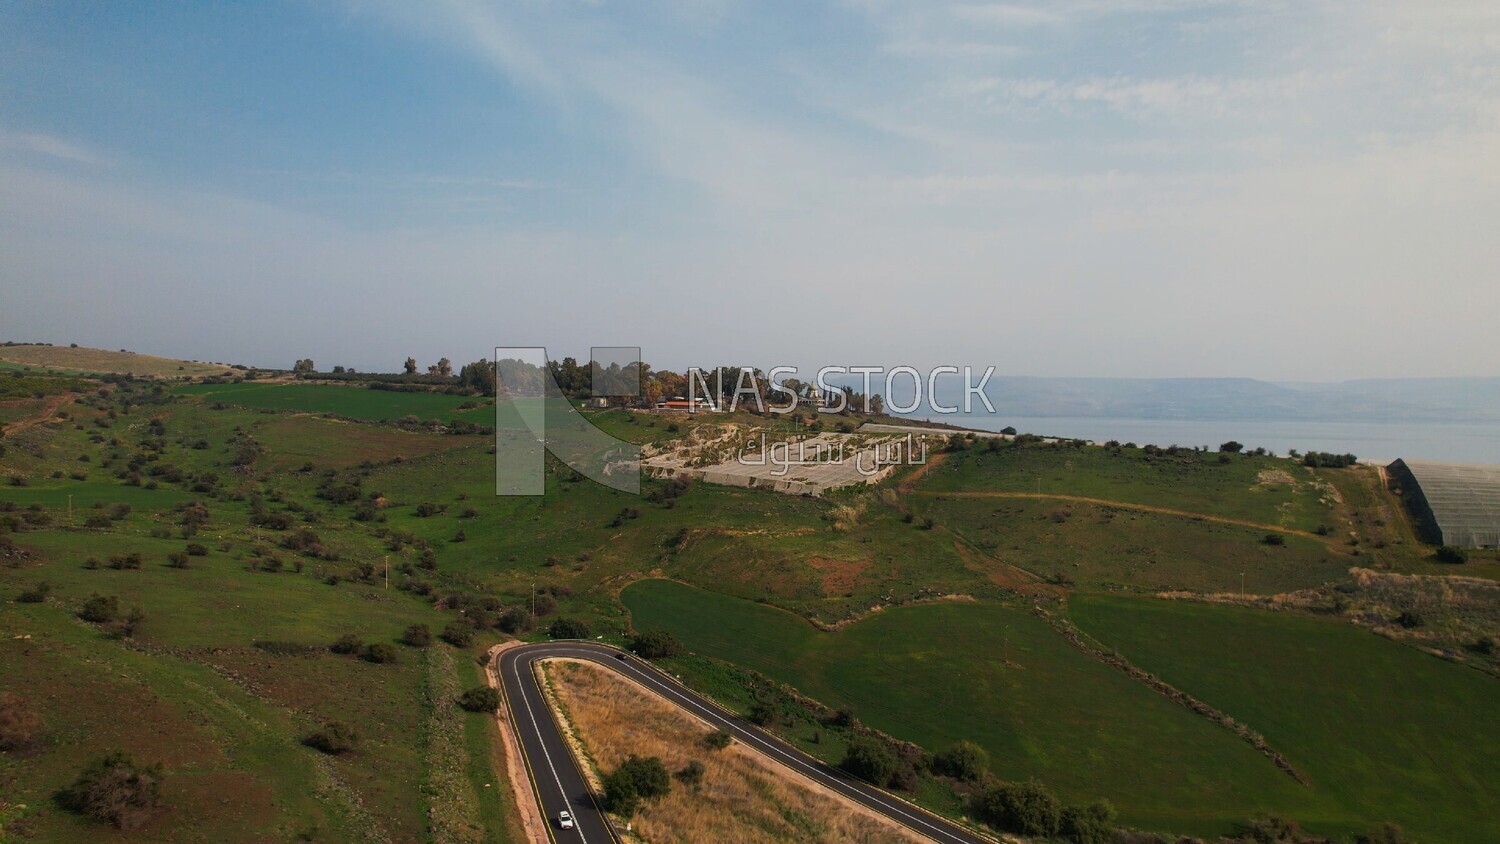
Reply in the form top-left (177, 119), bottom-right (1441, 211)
top-left (950, 539), bottom-right (1063, 598)
top-left (0, 393), bottom-right (72, 437)
top-left (914, 490), bottom-right (1334, 544)
top-left (896, 451), bottom-right (948, 496)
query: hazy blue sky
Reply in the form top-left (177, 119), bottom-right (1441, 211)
top-left (2, 1), bottom-right (1496, 379)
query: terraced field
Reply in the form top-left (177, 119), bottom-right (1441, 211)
top-left (1071, 595), bottom-right (1500, 841)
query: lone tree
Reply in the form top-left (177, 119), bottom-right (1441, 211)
top-left (1219, 441), bottom-right (1244, 453)
top-left (404, 357), bottom-right (418, 375)
top-left (601, 755), bottom-right (670, 818)
top-left (292, 359), bottom-right (315, 374)
top-left (59, 752), bottom-right (164, 830)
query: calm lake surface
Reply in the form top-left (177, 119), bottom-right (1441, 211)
top-left (901, 415), bottom-right (1500, 465)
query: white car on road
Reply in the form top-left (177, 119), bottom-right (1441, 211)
top-left (557, 810), bottom-right (574, 830)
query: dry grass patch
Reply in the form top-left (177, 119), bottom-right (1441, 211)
top-left (543, 660), bottom-right (925, 844)
top-left (0, 344), bottom-right (236, 377)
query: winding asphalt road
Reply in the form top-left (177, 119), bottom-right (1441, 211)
top-left (496, 641), bottom-right (994, 844)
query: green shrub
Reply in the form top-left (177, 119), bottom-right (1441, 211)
top-left (440, 621), bottom-right (475, 647)
top-left (1060, 799), bottom-right (1116, 844)
top-left (167, 552), bottom-right (188, 569)
top-left (629, 629), bottom-right (683, 659)
top-left (457, 686), bottom-right (501, 712)
top-left (974, 780), bottom-right (1062, 836)
top-left (747, 700), bottom-right (778, 726)
top-left (329, 633), bottom-right (363, 655)
top-left (498, 607), bottom-right (534, 634)
top-left (16, 580), bottom-right (51, 603)
top-left (548, 618), bottom-right (589, 639)
top-left (675, 760), bottom-right (705, 789)
top-left (840, 736), bottom-right (897, 787)
top-left (362, 643), bottom-right (398, 664)
top-left (1435, 545), bottom-right (1469, 564)
top-left (601, 755), bottom-right (670, 818)
top-left (1263, 533), bottom-right (1286, 546)
top-left (401, 624), bottom-right (433, 647)
top-left (933, 740), bottom-right (989, 782)
top-left (703, 730), bottom-right (732, 751)
top-left (303, 722), bottom-right (359, 754)
top-left (59, 752), bottom-right (164, 829)
top-left (78, 593), bottom-right (120, 623)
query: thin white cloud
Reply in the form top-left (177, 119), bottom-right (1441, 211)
top-left (0, 129), bottom-right (107, 166)
top-left (960, 73), bottom-right (1319, 119)
top-left (949, 3), bottom-right (1064, 28)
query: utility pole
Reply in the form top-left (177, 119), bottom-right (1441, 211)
top-left (384, 555), bottom-right (389, 590)
top-left (531, 582), bottom-right (537, 618)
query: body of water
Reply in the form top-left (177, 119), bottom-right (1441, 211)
top-left (901, 414), bottom-right (1500, 465)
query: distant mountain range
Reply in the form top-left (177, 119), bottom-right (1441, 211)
top-left (912, 376), bottom-right (1500, 423)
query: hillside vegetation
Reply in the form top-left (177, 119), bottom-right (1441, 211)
top-left (1, 369), bottom-right (1494, 842)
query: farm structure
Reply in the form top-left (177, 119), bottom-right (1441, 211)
top-left (1387, 458), bottom-right (1500, 548)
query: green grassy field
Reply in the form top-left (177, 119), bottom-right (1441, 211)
top-left (175, 381), bottom-right (495, 423)
top-left (1070, 595), bottom-right (1500, 841)
top-left (916, 495), bottom-right (1349, 593)
top-left (622, 578), bottom-right (1324, 836)
top-left (915, 442), bottom-right (1339, 532)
